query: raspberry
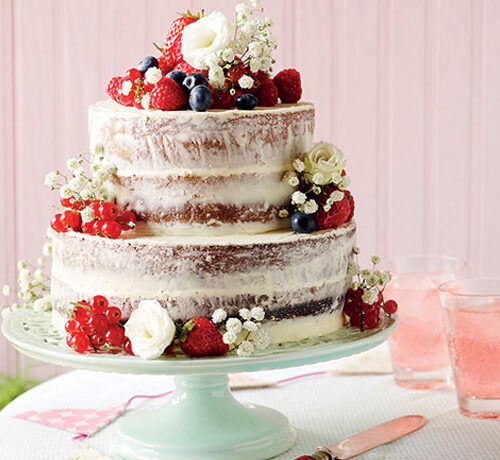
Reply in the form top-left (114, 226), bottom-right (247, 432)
top-left (253, 70), bottom-right (272, 86)
top-left (344, 190), bottom-right (355, 221)
top-left (273, 69), bottom-right (302, 103)
top-left (107, 77), bottom-right (123, 102)
top-left (227, 65), bottom-right (249, 87)
top-left (255, 82), bottom-right (278, 106)
top-left (316, 196), bottom-right (351, 230)
top-left (150, 77), bottom-right (187, 110)
top-left (158, 55), bottom-right (175, 75)
top-left (210, 91), bottom-right (234, 109)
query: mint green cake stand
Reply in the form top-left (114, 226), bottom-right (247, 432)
top-left (2, 310), bottom-right (396, 460)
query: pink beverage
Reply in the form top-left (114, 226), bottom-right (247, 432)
top-left (387, 256), bottom-right (466, 389)
top-left (440, 279), bottom-right (500, 418)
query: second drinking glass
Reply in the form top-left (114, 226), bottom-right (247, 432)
top-left (385, 255), bottom-right (466, 389)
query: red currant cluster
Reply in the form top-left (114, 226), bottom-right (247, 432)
top-left (50, 196), bottom-right (136, 239)
top-left (344, 288), bottom-right (398, 331)
top-left (65, 295), bottom-right (134, 355)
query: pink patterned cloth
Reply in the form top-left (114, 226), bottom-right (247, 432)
top-left (15, 405), bottom-right (126, 437)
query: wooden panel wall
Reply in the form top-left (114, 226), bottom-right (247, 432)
top-left (1, 0), bottom-right (499, 375)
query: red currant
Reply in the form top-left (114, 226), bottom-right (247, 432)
top-left (81, 220), bottom-right (97, 235)
top-left (106, 325), bottom-right (125, 347)
top-left (60, 196), bottom-right (77, 208)
top-left (50, 213), bottom-right (68, 233)
top-left (72, 305), bottom-right (91, 322)
top-left (90, 199), bottom-right (101, 214)
top-left (65, 319), bottom-right (78, 333)
top-left (61, 210), bottom-right (81, 231)
top-left (92, 295), bottom-right (109, 313)
top-left (88, 313), bottom-right (108, 335)
top-left (66, 332), bottom-right (78, 348)
top-left (92, 219), bottom-right (104, 236)
top-left (101, 221), bottom-right (122, 239)
top-left (72, 334), bottom-right (91, 353)
top-left (383, 299), bottom-right (398, 315)
top-left (125, 68), bottom-right (142, 82)
top-left (124, 338), bottom-right (134, 355)
top-left (98, 202), bottom-right (118, 221)
top-left (78, 322), bottom-right (90, 335)
top-left (363, 312), bottom-right (380, 329)
top-left (105, 306), bottom-right (122, 324)
top-left (117, 211), bottom-right (137, 231)
top-left (362, 303), bottom-right (376, 315)
top-left (91, 333), bottom-right (106, 349)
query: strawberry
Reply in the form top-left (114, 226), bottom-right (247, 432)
top-left (150, 77), bottom-right (187, 110)
top-left (180, 317), bottom-right (229, 357)
top-left (210, 90), bottom-right (234, 109)
top-left (158, 55), bottom-right (175, 76)
top-left (273, 69), bottom-right (302, 103)
top-left (344, 190), bottom-right (355, 221)
top-left (173, 60), bottom-right (201, 75)
top-left (107, 76), bottom-right (124, 102)
top-left (316, 195), bottom-right (351, 230)
top-left (162, 11), bottom-right (201, 67)
top-left (255, 82), bottom-right (278, 106)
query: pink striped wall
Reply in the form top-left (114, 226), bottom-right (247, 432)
top-left (1, 0), bottom-right (500, 376)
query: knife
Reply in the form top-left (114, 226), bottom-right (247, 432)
top-left (293, 415), bottom-right (426, 460)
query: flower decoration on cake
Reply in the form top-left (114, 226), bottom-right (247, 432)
top-left (105, 0), bottom-right (302, 112)
top-left (45, 145), bottom-right (136, 240)
top-left (281, 142), bottom-right (355, 233)
top-left (343, 250), bottom-right (398, 330)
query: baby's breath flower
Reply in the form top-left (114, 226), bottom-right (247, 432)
top-left (37, 257), bottom-right (46, 267)
top-left (121, 80), bottom-right (133, 96)
top-left (223, 331), bottom-right (237, 345)
top-left (44, 171), bottom-right (59, 188)
top-left (253, 330), bottom-right (270, 350)
top-left (42, 243), bottom-right (52, 256)
top-left (353, 247), bottom-right (360, 255)
top-left (323, 204), bottom-right (331, 212)
top-left (312, 186), bottom-right (321, 195)
top-left (278, 209), bottom-right (289, 218)
top-left (59, 184), bottom-right (73, 199)
top-left (222, 48), bottom-right (235, 63)
top-left (347, 262), bottom-right (360, 276)
top-left (371, 255), bottom-right (381, 265)
top-left (141, 93), bottom-right (151, 110)
top-left (380, 272), bottom-right (391, 284)
top-left (243, 320), bottom-right (258, 332)
top-left (238, 308), bottom-right (251, 320)
top-left (212, 308), bottom-right (228, 324)
top-left (34, 269), bottom-right (44, 283)
top-left (293, 159), bottom-right (305, 173)
top-left (238, 75), bottom-right (254, 89)
top-left (303, 199), bottom-right (318, 215)
top-left (2, 285), bottom-right (11, 296)
top-left (361, 269), bottom-right (372, 278)
top-left (250, 306), bottom-right (265, 322)
top-left (249, 58), bottom-right (261, 73)
top-left (291, 191), bottom-right (306, 205)
top-left (81, 207), bottom-right (95, 223)
top-left (331, 190), bottom-right (344, 202)
top-left (144, 67), bottom-right (162, 85)
top-left (237, 340), bottom-right (255, 357)
top-left (311, 172), bottom-right (325, 185)
top-left (17, 260), bottom-right (27, 270)
top-left (362, 289), bottom-right (379, 305)
top-left (226, 317), bottom-right (243, 334)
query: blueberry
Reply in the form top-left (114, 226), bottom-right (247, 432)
top-left (136, 56), bottom-right (159, 75)
top-left (189, 85), bottom-right (213, 112)
top-left (235, 94), bottom-right (258, 110)
top-left (183, 72), bottom-right (208, 93)
top-left (290, 212), bottom-right (316, 234)
top-left (166, 70), bottom-right (186, 86)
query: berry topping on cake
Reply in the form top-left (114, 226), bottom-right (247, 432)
top-left (273, 69), bottom-right (302, 103)
top-left (255, 81), bottom-right (278, 106)
top-left (315, 195), bottom-right (351, 230)
top-left (290, 212), bottom-right (317, 234)
top-left (150, 77), bottom-right (187, 110)
top-left (210, 90), bottom-right (234, 109)
top-left (166, 70), bottom-right (186, 86)
top-left (189, 85), bottom-right (213, 112)
top-left (162, 11), bottom-right (202, 68)
top-left (106, 76), bottom-right (124, 102)
top-left (173, 60), bottom-right (200, 76)
top-left (235, 93), bottom-right (258, 110)
top-left (180, 317), bottom-right (229, 357)
top-left (183, 72), bottom-right (209, 93)
top-left (136, 56), bottom-right (159, 76)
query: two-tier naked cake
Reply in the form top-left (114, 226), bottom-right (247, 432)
top-left (2, 2), bottom-right (396, 359)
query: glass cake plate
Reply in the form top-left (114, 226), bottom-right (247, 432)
top-left (2, 309), bottom-right (396, 460)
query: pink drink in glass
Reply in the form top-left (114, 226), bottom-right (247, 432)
top-left (440, 279), bottom-right (500, 418)
top-left (387, 256), bottom-right (466, 389)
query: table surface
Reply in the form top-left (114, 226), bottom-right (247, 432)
top-left (1, 359), bottom-right (499, 460)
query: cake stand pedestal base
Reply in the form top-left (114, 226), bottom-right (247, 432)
top-left (114, 374), bottom-right (296, 460)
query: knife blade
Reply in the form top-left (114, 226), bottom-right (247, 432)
top-left (293, 415), bottom-right (426, 460)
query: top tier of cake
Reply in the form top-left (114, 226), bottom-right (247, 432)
top-left (89, 100), bottom-right (314, 236)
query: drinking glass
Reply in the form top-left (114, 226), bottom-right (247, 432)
top-left (385, 255), bottom-right (466, 389)
top-left (439, 278), bottom-right (500, 418)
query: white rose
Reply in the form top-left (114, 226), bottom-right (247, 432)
top-left (124, 300), bottom-right (175, 360)
top-left (301, 142), bottom-right (346, 186)
top-left (181, 12), bottom-right (233, 70)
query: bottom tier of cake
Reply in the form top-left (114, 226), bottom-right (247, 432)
top-left (50, 222), bottom-right (356, 344)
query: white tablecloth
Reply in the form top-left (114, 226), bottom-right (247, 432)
top-left (1, 361), bottom-right (499, 460)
